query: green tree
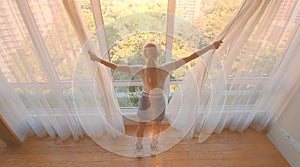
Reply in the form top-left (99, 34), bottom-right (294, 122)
top-left (196, 0), bottom-right (242, 41)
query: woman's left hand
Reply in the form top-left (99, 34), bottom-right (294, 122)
top-left (213, 40), bottom-right (223, 49)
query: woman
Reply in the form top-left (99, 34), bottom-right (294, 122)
top-left (88, 40), bottom-right (222, 156)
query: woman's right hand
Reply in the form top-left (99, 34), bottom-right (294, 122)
top-left (213, 40), bottom-right (223, 49)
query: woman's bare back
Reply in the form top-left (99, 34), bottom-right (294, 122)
top-left (139, 67), bottom-right (169, 92)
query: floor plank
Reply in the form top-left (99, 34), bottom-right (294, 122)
top-left (0, 127), bottom-right (290, 167)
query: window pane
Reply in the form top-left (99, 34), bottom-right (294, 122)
top-left (100, 0), bottom-right (168, 25)
top-left (27, 0), bottom-right (81, 81)
top-left (115, 86), bottom-right (143, 108)
top-left (0, 0), bottom-right (47, 83)
top-left (176, 0), bottom-right (242, 41)
top-left (170, 38), bottom-right (197, 80)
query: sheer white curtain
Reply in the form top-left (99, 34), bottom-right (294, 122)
top-left (0, 0), bottom-right (123, 141)
top-left (167, 0), bottom-right (300, 142)
top-left (0, 72), bottom-right (32, 142)
top-left (63, 0), bottom-right (125, 138)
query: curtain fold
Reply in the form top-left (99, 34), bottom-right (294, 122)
top-left (0, 72), bottom-right (32, 142)
top-left (253, 20), bottom-right (300, 131)
top-left (63, 0), bottom-right (125, 138)
top-left (62, 0), bottom-right (90, 46)
top-left (15, 0), bottom-right (84, 140)
top-left (0, 0), bottom-right (119, 141)
top-left (167, 0), bottom-right (300, 142)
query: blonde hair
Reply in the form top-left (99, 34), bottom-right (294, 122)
top-left (143, 43), bottom-right (159, 67)
top-left (142, 43), bottom-right (162, 89)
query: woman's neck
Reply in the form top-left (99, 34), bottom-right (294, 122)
top-left (146, 60), bottom-right (159, 67)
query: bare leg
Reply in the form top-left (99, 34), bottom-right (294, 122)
top-left (136, 121), bottom-right (147, 146)
top-left (151, 120), bottom-right (161, 145)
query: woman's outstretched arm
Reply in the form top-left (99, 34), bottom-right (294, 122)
top-left (182, 40), bottom-right (222, 63)
top-left (88, 51), bottom-right (142, 74)
top-left (88, 51), bottom-right (118, 70)
top-left (163, 40), bottom-right (223, 71)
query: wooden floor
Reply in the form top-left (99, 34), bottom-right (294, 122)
top-left (0, 127), bottom-right (290, 167)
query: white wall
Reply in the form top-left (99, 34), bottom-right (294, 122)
top-left (268, 84), bottom-right (300, 167)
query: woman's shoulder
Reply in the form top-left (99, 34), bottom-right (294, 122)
top-left (159, 62), bottom-right (177, 72)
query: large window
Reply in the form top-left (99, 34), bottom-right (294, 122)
top-left (77, 0), bottom-right (243, 109)
top-left (0, 0), bottom-right (242, 111)
top-left (3, 0), bottom-right (292, 114)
